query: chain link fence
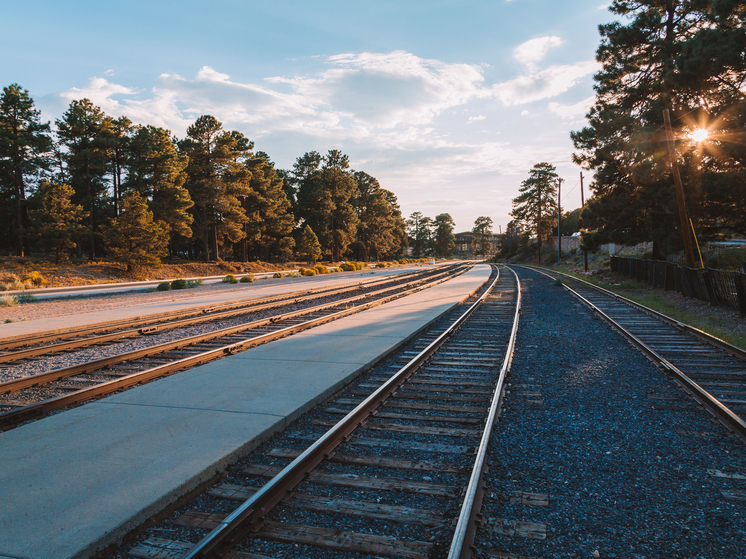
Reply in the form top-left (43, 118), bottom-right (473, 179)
top-left (610, 256), bottom-right (746, 318)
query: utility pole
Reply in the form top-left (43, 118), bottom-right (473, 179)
top-left (557, 177), bottom-right (563, 265)
top-left (663, 109), bottom-right (697, 268)
top-left (580, 172), bottom-right (588, 272)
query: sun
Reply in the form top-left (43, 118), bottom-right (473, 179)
top-left (689, 128), bottom-right (709, 142)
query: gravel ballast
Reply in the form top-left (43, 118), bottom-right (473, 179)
top-left (477, 266), bottom-right (746, 559)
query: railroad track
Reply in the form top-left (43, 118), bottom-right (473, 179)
top-left (0, 267), bottom-right (444, 357)
top-left (522, 265), bottom-right (746, 443)
top-left (0, 264), bottom-right (469, 431)
top-left (121, 264), bottom-right (521, 559)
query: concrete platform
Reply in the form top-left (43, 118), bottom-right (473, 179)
top-left (0, 264), bottom-right (491, 559)
top-left (0, 264), bottom-right (436, 339)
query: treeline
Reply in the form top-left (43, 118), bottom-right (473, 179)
top-left (406, 212), bottom-right (493, 258)
top-left (0, 85), bottom-right (408, 268)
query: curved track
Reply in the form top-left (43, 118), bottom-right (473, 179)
top-left (522, 265), bottom-right (746, 443)
top-left (121, 265), bottom-right (522, 559)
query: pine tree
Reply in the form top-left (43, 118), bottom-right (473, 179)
top-left (105, 192), bottom-right (168, 272)
top-left (433, 213), bottom-right (455, 257)
top-left (407, 211), bottom-right (432, 257)
top-left (242, 152), bottom-right (295, 262)
top-left (352, 171), bottom-right (401, 261)
top-left (179, 115), bottom-right (251, 261)
top-left (472, 216), bottom-right (493, 258)
top-left (572, 1), bottom-right (746, 254)
top-left (510, 162), bottom-right (558, 264)
top-left (298, 224), bottom-right (322, 264)
top-left (56, 99), bottom-right (112, 259)
top-left (124, 125), bottom-right (193, 253)
top-left (28, 181), bottom-right (87, 264)
top-left (0, 84), bottom-right (52, 256)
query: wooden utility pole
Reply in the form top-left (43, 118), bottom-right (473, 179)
top-left (557, 177), bottom-right (563, 264)
top-left (663, 109), bottom-right (697, 268)
top-left (580, 172), bottom-right (588, 272)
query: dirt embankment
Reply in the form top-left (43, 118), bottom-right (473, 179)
top-left (0, 258), bottom-right (306, 290)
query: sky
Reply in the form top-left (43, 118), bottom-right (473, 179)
top-left (1, 0), bottom-right (614, 233)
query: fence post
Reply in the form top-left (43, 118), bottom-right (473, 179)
top-left (735, 273), bottom-right (746, 318)
top-left (665, 263), bottom-right (676, 291)
top-left (702, 270), bottom-right (717, 307)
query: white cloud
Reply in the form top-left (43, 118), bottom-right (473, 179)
top-left (270, 50), bottom-right (490, 128)
top-left (521, 110), bottom-right (529, 115)
top-left (514, 36), bottom-right (563, 68)
top-left (467, 115), bottom-right (486, 123)
top-left (548, 95), bottom-right (595, 119)
top-left (105, 69), bottom-right (114, 76)
top-left (493, 61), bottom-right (598, 105)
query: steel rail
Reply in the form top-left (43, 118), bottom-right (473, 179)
top-left (179, 266), bottom-right (501, 559)
top-left (0, 266), bottom-right (465, 396)
top-left (0, 267), bottom-right (455, 363)
top-left (0, 268), bottom-right (433, 351)
top-left (525, 266), bottom-right (746, 443)
top-left (0, 266), bottom-right (471, 431)
top-left (447, 266), bottom-right (522, 559)
top-left (524, 265), bottom-right (746, 361)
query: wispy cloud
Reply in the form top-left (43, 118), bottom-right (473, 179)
top-left (514, 36), bottom-right (563, 68)
top-left (493, 61), bottom-right (598, 105)
top-left (548, 95), bottom-right (595, 119)
top-left (467, 115), bottom-right (486, 123)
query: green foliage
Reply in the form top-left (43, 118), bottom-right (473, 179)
top-left (298, 225), bottom-right (322, 263)
top-left (352, 172), bottom-right (405, 260)
top-left (572, 1), bottom-right (746, 251)
top-left (171, 278), bottom-right (188, 290)
top-left (472, 216), bottom-right (494, 257)
top-left (239, 273), bottom-right (255, 283)
top-left (407, 211), bottom-right (432, 257)
top-left (273, 272), bottom-right (283, 278)
top-left (511, 163), bottom-right (558, 263)
top-left (0, 84), bottom-right (52, 257)
top-left (186, 279), bottom-right (202, 288)
top-left (223, 274), bottom-right (238, 283)
top-left (376, 262), bottom-right (386, 268)
top-left (106, 192), bottom-right (169, 272)
top-left (433, 213), bottom-right (455, 256)
top-left (17, 293), bottom-right (36, 303)
top-left (293, 150), bottom-right (359, 261)
top-left (156, 281), bottom-right (171, 291)
top-left (180, 115), bottom-right (251, 262)
top-left (28, 181), bottom-right (87, 264)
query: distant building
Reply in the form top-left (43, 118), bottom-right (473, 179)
top-left (454, 231), bottom-right (501, 257)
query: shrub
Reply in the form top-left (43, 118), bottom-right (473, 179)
top-left (376, 262), bottom-right (386, 268)
top-left (314, 265), bottom-right (329, 274)
top-left (298, 267), bottom-right (306, 275)
top-left (240, 273), bottom-right (255, 283)
top-left (157, 282), bottom-right (171, 291)
top-left (0, 294), bottom-right (18, 307)
top-left (17, 293), bottom-right (36, 303)
top-left (288, 272), bottom-right (302, 278)
top-left (23, 281), bottom-right (33, 289)
top-left (24, 271), bottom-right (47, 287)
top-left (339, 262), bottom-right (356, 271)
top-left (223, 274), bottom-right (238, 284)
top-left (303, 268), bottom-right (317, 276)
top-left (186, 279), bottom-right (202, 289)
top-left (273, 272), bottom-right (283, 278)
top-left (171, 278), bottom-right (188, 290)
top-left (219, 262), bottom-right (237, 273)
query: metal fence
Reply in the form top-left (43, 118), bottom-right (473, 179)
top-left (610, 256), bottom-right (746, 318)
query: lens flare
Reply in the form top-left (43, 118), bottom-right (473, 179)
top-left (689, 128), bottom-right (709, 142)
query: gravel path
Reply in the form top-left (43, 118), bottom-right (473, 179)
top-left (477, 266), bottom-right (746, 559)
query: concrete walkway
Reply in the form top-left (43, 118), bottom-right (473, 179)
top-left (0, 264), bottom-right (491, 559)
